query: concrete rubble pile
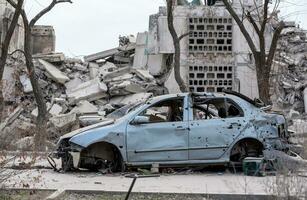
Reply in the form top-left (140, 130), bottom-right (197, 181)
top-left (0, 36), bottom-right (166, 151)
top-left (271, 23), bottom-right (307, 136)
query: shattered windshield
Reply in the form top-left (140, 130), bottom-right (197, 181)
top-left (106, 101), bottom-right (144, 119)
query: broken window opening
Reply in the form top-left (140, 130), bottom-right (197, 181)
top-left (192, 97), bottom-right (244, 121)
top-left (138, 98), bottom-right (184, 123)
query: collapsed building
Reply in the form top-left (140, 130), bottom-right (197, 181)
top-left (131, 0), bottom-right (270, 99)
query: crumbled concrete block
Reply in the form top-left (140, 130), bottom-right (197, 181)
top-left (32, 103), bottom-right (62, 117)
top-left (111, 93), bottom-right (152, 105)
top-left (67, 78), bottom-right (108, 104)
top-left (134, 69), bottom-right (155, 81)
top-left (71, 100), bottom-right (98, 115)
top-left (33, 52), bottom-right (65, 63)
top-left (109, 81), bottom-right (145, 95)
top-left (0, 106), bottom-right (23, 132)
top-left (65, 77), bottom-right (84, 92)
top-left (39, 59), bottom-right (70, 84)
top-left (104, 73), bottom-right (134, 83)
top-left (89, 62), bottom-right (100, 79)
top-left (50, 112), bottom-right (77, 129)
top-left (19, 74), bottom-right (33, 93)
top-left (103, 67), bottom-right (130, 80)
top-left (74, 63), bottom-right (88, 72)
top-left (49, 104), bottom-right (63, 116)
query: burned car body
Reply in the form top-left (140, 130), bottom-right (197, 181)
top-left (53, 92), bottom-right (294, 171)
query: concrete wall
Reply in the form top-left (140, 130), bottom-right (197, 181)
top-left (31, 25), bottom-right (56, 54)
top-left (136, 1), bottom-right (274, 99)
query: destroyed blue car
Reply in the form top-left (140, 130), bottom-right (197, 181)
top-left (52, 91), bottom-right (295, 172)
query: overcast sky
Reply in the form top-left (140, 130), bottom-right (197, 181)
top-left (25, 0), bottom-right (307, 58)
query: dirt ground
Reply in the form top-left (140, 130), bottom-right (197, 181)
top-left (0, 190), bottom-right (53, 200)
top-left (61, 192), bottom-right (272, 200)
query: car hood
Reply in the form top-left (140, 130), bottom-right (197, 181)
top-left (59, 119), bottom-right (115, 141)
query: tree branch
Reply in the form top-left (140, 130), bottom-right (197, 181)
top-left (179, 31), bottom-right (192, 41)
top-left (222, 0), bottom-right (257, 55)
top-left (29, 0), bottom-right (72, 28)
top-left (246, 11), bottom-right (260, 36)
top-left (266, 21), bottom-right (285, 72)
top-left (260, 0), bottom-right (269, 34)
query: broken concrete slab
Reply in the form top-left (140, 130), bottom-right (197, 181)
top-left (134, 69), bottom-right (155, 81)
top-left (74, 63), bottom-right (88, 72)
top-left (133, 32), bottom-right (148, 69)
top-left (33, 52), bottom-right (65, 63)
top-left (0, 106), bottom-right (23, 132)
top-left (19, 74), bottom-right (33, 93)
top-left (84, 48), bottom-right (119, 62)
top-left (99, 62), bottom-right (118, 77)
top-left (103, 67), bottom-right (131, 80)
top-left (89, 62), bottom-right (100, 79)
top-left (109, 80), bottom-right (145, 95)
top-left (50, 112), bottom-right (77, 129)
top-left (32, 103), bottom-right (63, 117)
top-left (39, 59), bottom-right (70, 84)
top-left (111, 93), bottom-right (152, 105)
top-left (71, 100), bottom-right (98, 115)
top-left (49, 104), bottom-right (63, 116)
top-left (103, 73), bottom-right (134, 83)
top-left (67, 78), bottom-right (108, 104)
top-left (65, 77), bottom-right (84, 93)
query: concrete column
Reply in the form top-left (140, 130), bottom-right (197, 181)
top-left (304, 87), bottom-right (307, 113)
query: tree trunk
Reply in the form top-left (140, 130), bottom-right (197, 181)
top-left (23, 22), bottom-right (48, 151)
top-left (254, 53), bottom-right (270, 104)
top-left (167, 0), bottom-right (188, 92)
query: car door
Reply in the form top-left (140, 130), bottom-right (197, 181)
top-left (188, 97), bottom-right (246, 160)
top-left (126, 96), bottom-right (189, 163)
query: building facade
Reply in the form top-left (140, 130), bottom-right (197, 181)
top-left (133, 0), bottom-right (273, 99)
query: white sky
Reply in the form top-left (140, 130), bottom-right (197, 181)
top-left (25, 0), bottom-right (307, 58)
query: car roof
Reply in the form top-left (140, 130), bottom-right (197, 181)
top-left (147, 92), bottom-right (235, 102)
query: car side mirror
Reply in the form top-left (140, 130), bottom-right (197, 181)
top-left (132, 116), bottom-right (150, 125)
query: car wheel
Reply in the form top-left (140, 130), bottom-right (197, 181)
top-left (230, 140), bottom-right (263, 166)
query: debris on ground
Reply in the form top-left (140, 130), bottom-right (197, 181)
top-left (0, 36), bottom-right (167, 151)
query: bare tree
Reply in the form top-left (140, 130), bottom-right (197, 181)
top-left (7, 0), bottom-right (72, 150)
top-left (166, 0), bottom-right (189, 92)
top-left (222, 0), bottom-right (285, 104)
top-left (0, 0), bottom-right (24, 122)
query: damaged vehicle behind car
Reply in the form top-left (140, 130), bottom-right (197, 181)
top-left (51, 91), bottom-right (301, 172)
